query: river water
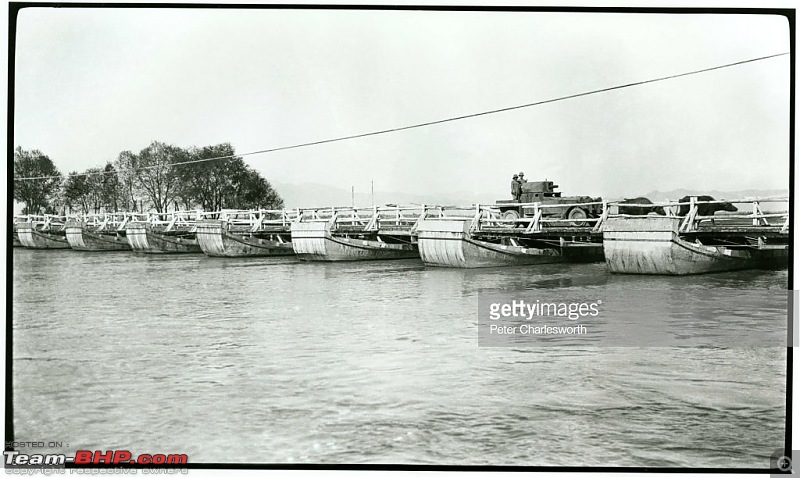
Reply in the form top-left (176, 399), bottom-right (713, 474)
top-left (12, 248), bottom-right (788, 467)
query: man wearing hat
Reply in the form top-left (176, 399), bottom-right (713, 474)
top-left (511, 174), bottom-right (521, 201)
top-left (518, 171), bottom-right (528, 184)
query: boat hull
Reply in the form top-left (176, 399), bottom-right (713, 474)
top-left (416, 219), bottom-right (601, 268)
top-left (16, 223), bottom-right (71, 249)
top-left (196, 220), bottom-right (294, 257)
top-left (65, 225), bottom-right (131, 251)
top-left (12, 229), bottom-right (23, 247)
top-left (291, 221), bottom-right (418, 261)
top-left (603, 216), bottom-right (788, 275)
top-left (126, 223), bottom-right (202, 254)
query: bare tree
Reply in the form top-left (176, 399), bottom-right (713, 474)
top-left (115, 150), bottom-right (141, 211)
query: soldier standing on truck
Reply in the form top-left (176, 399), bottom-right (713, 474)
top-left (511, 174), bottom-right (521, 201)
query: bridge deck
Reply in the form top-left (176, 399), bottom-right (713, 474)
top-left (691, 225), bottom-right (786, 235)
top-left (478, 226), bottom-right (598, 236)
top-left (233, 222), bottom-right (788, 240)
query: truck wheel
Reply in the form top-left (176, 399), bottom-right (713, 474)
top-left (567, 207), bottom-right (588, 227)
top-left (502, 210), bottom-right (520, 227)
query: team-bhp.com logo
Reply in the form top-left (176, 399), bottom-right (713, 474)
top-left (73, 451), bottom-right (187, 465)
top-left (4, 450), bottom-right (66, 466)
top-left (4, 450), bottom-right (188, 466)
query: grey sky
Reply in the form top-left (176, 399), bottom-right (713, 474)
top-left (14, 7), bottom-right (790, 201)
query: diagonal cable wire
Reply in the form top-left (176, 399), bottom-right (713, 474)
top-left (14, 51), bottom-right (789, 181)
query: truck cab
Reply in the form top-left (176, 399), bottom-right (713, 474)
top-left (497, 180), bottom-right (602, 227)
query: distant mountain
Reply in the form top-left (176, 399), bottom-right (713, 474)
top-left (272, 182), bottom-right (492, 209)
top-left (272, 183), bottom-right (790, 211)
top-left (640, 189), bottom-right (789, 202)
top-left (628, 189), bottom-right (790, 212)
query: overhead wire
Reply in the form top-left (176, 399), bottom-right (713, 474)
top-left (13, 52), bottom-right (789, 181)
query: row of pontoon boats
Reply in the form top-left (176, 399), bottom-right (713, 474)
top-left (11, 197), bottom-right (791, 275)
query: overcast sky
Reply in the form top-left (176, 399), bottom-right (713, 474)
top-left (13, 7), bottom-right (790, 200)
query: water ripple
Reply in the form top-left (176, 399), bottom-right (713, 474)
top-left (11, 248), bottom-right (787, 467)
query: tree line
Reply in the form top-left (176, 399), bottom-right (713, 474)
top-left (13, 141), bottom-right (284, 215)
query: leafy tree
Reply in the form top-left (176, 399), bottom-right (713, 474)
top-left (132, 141), bottom-right (185, 213)
top-left (174, 143), bottom-right (237, 211)
top-left (175, 143), bottom-right (283, 211)
top-left (100, 163), bottom-right (122, 212)
top-left (62, 165), bottom-right (122, 214)
top-left (18, 141), bottom-right (282, 215)
top-left (63, 172), bottom-right (91, 214)
top-left (50, 186), bottom-right (68, 215)
top-left (83, 167), bottom-right (108, 213)
top-left (232, 168), bottom-right (283, 210)
top-left (13, 146), bottom-right (62, 214)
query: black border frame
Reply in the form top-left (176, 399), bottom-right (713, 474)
top-left (6, 2), bottom-right (795, 473)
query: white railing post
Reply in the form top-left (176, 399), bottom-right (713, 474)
top-left (165, 213), bottom-right (179, 232)
top-left (410, 205), bottom-right (426, 235)
top-left (250, 210), bottom-right (263, 233)
top-left (679, 197), bottom-right (697, 232)
top-left (469, 204), bottom-right (482, 233)
top-left (364, 206), bottom-right (376, 231)
top-left (525, 203), bottom-right (542, 233)
top-left (97, 214), bottom-right (110, 232)
top-left (117, 214), bottom-right (129, 232)
top-left (593, 200), bottom-right (609, 232)
top-left (753, 200), bottom-right (770, 227)
top-left (328, 210), bottom-right (338, 230)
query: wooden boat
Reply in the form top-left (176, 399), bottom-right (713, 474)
top-left (291, 220), bottom-right (418, 261)
top-left (603, 215), bottom-right (788, 275)
top-left (12, 216), bottom-right (26, 247)
top-left (416, 218), bottom-right (602, 268)
top-left (65, 213), bottom-right (131, 251)
top-left (289, 206), bottom-right (423, 261)
top-left (127, 212), bottom-right (202, 254)
top-left (16, 215), bottom-right (71, 249)
top-left (196, 210), bottom-right (294, 257)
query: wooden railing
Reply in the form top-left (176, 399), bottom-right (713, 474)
top-left (20, 214), bottom-right (69, 231)
top-left (13, 197), bottom-right (789, 235)
top-left (437, 201), bottom-right (607, 233)
top-left (600, 197), bottom-right (789, 232)
top-left (417, 197), bottom-right (789, 234)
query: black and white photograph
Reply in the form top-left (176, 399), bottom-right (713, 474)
top-left (7, 1), bottom-right (795, 474)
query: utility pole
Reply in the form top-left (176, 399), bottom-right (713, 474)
top-left (371, 180), bottom-right (374, 207)
top-left (351, 186), bottom-right (355, 208)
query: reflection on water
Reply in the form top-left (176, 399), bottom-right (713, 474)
top-left (12, 249), bottom-right (787, 466)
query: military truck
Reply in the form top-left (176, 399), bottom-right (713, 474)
top-left (497, 180), bottom-right (602, 227)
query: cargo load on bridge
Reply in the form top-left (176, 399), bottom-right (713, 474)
top-left (497, 180), bottom-right (602, 226)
